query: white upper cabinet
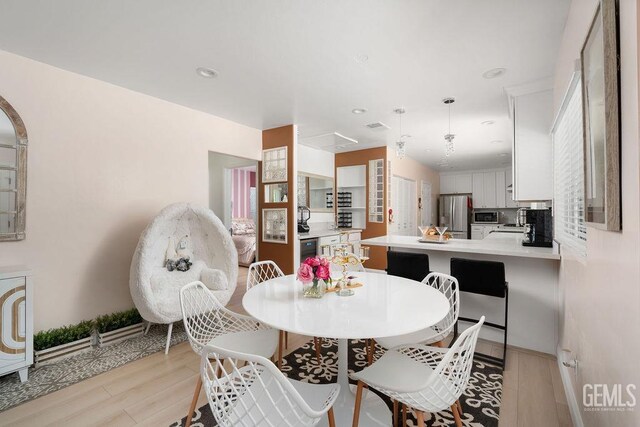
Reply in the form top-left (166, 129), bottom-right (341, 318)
top-left (454, 174), bottom-right (473, 193)
top-left (482, 172), bottom-right (497, 208)
top-left (470, 171), bottom-right (507, 209)
top-left (440, 175), bottom-right (455, 194)
top-left (495, 170), bottom-right (506, 208)
top-left (512, 89), bottom-right (553, 201)
top-left (472, 172), bottom-right (485, 208)
top-left (440, 173), bottom-right (472, 194)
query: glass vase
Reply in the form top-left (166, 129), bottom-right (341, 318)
top-left (303, 279), bottom-right (326, 298)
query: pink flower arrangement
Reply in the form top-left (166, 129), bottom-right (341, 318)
top-left (297, 256), bottom-right (332, 284)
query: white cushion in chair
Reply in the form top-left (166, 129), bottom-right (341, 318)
top-left (376, 327), bottom-right (439, 350)
top-left (351, 348), bottom-right (435, 392)
top-left (209, 329), bottom-right (279, 359)
top-left (200, 268), bottom-right (229, 291)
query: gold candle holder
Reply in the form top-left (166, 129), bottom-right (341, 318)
top-left (331, 245), bottom-right (367, 296)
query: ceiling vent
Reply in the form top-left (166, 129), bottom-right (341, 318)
top-left (365, 121), bottom-right (390, 131)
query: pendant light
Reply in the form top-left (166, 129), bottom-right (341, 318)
top-left (443, 98), bottom-right (455, 156)
top-left (394, 107), bottom-right (406, 159)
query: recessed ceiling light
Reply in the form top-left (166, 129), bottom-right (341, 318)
top-left (196, 67), bottom-right (218, 78)
top-left (355, 54), bottom-right (369, 63)
top-left (352, 108), bottom-right (367, 114)
top-left (481, 120), bottom-right (495, 126)
top-left (483, 68), bottom-right (507, 79)
top-left (490, 140), bottom-right (504, 144)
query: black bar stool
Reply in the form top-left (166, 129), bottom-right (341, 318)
top-left (386, 251), bottom-right (430, 282)
top-left (450, 257), bottom-right (508, 368)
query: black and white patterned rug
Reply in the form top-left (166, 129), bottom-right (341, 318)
top-left (172, 339), bottom-right (503, 427)
top-left (0, 324), bottom-right (188, 412)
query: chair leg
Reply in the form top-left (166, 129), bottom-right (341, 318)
top-left (367, 339), bottom-right (375, 365)
top-left (185, 376), bottom-right (202, 427)
top-left (402, 403), bottom-right (407, 426)
top-left (352, 381), bottom-right (364, 427)
top-left (327, 407), bottom-right (336, 427)
top-left (314, 337), bottom-right (322, 364)
top-left (433, 340), bottom-right (443, 348)
top-left (278, 331), bottom-right (284, 369)
top-left (457, 399), bottom-right (463, 416)
top-left (416, 410), bottom-right (425, 427)
top-left (144, 322), bottom-right (151, 335)
top-left (164, 323), bottom-right (173, 354)
top-left (451, 404), bottom-right (463, 427)
top-left (285, 331), bottom-right (289, 349)
top-left (392, 400), bottom-right (399, 427)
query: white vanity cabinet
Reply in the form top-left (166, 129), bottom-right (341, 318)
top-left (0, 266), bottom-right (33, 382)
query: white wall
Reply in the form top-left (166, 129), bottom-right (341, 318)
top-left (297, 144), bottom-right (335, 224)
top-left (0, 50), bottom-right (261, 331)
top-left (554, 1), bottom-right (640, 426)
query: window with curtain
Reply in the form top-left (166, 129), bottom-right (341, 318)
top-left (552, 74), bottom-right (587, 256)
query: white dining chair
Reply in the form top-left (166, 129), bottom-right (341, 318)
top-left (247, 260), bottom-right (327, 366)
top-left (351, 317), bottom-right (485, 427)
top-left (180, 281), bottom-right (279, 427)
top-left (375, 272), bottom-right (460, 350)
top-left (201, 344), bottom-right (340, 427)
top-left (247, 260), bottom-right (292, 365)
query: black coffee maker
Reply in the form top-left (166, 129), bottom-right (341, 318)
top-left (522, 208), bottom-right (553, 248)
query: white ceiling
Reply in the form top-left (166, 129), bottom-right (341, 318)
top-left (0, 0), bottom-right (569, 171)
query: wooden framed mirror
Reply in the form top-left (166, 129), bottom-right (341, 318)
top-left (0, 96), bottom-right (27, 241)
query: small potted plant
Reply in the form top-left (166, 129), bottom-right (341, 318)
top-left (33, 320), bottom-right (94, 366)
top-left (95, 308), bottom-right (145, 347)
top-left (297, 256), bottom-right (332, 298)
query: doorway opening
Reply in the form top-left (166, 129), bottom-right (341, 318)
top-left (208, 152), bottom-right (258, 267)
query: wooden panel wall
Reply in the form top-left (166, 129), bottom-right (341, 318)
top-left (258, 125), bottom-right (296, 274)
top-left (335, 146), bottom-right (388, 270)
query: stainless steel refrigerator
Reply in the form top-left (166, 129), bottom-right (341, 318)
top-left (438, 194), bottom-right (471, 239)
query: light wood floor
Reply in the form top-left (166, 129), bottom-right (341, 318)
top-left (0, 268), bottom-right (572, 427)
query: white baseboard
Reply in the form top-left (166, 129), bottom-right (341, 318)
top-left (557, 346), bottom-right (584, 427)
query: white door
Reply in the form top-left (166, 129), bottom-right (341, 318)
top-left (391, 176), bottom-right (417, 236)
top-left (420, 181), bottom-right (432, 226)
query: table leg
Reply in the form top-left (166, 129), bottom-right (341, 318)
top-left (317, 338), bottom-right (390, 427)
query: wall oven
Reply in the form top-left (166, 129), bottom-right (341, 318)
top-left (473, 211), bottom-right (500, 224)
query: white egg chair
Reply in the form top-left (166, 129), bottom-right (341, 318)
top-left (130, 203), bottom-right (238, 353)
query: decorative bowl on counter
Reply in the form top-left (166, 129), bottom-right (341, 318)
top-left (418, 226), bottom-right (452, 242)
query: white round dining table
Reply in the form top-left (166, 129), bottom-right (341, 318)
top-left (242, 271), bottom-right (450, 427)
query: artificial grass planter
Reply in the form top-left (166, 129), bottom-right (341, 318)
top-left (33, 309), bottom-right (146, 364)
top-left (95, 308), bottom-right (143, 334)
top-left (95, 308), bottom-right (145, 347)
top-left (34, 320), bottom-right (94, 351)
top-left (33, 320), bottom-right (94, 366)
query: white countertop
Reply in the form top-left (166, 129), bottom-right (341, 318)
top-left (362, 232), bottom-right (560, 260)
top-left (297, 228), bottom-right (362, 240)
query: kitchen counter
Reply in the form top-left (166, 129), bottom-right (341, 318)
top-left (298, 228), bottom-right (362, 240)
top-left (362, 232), bottom-right (560, 354)
top-left (362, 232), bottom-right (560, 260)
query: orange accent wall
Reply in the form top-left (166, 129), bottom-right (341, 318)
top-left (335, 147), bottom-right (388, 270)
top-left (258, 125), bottom-right (296, 274)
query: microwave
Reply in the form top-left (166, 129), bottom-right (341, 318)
top-left (474, 211), bottom-right (500, 223)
